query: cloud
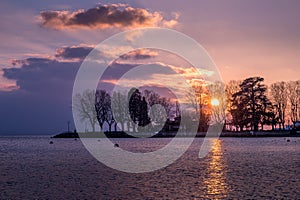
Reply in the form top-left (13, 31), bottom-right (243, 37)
top-left (0, 56), bottom-right (81, 134)
top-left (95, 44), bottom-right (134, 60)
top-left (0, 69), bottom-right (18, 91)
top-left (11, 57), bottom-right (54, 67)
top-left (99, 62), bottom-right (189, 90)
top-left (54, 45), bottom-right (158, 65)
top-left (120, 49), bottom-right (158, 60)
top-left (39, 4), bottom-right (179, 30)
top-left (2, 45), bottom-right (159, 93)
top-left (55, 45), bottom-right (94, 61)
top-left (124, 29), bottom-right (144, 42)
top-left (3, 57), bottom-right (80, 93)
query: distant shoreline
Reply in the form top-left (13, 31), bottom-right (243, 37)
top-left (51, 131), bottom-right (300, 138)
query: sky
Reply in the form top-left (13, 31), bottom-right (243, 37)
top-left (0, 0), bottom-right (300, 134)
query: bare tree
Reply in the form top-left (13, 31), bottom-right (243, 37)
top-left (207, 81), bottom-right (226, 125)
top-left (74, 89), bottom-right (98, 132)
top-left (191, 82), bottom-right (210, 131)
top-left (225, 80), bottom-right (241, 112)
top-left (297, 81), bottom-right (300, 121)
top-left (143, 90), bottom-right (173, 118)
top-left (111, 91), bottom-right (129, 132)
top-left (143, 89), bottom-right (174, 130)
top-left (225, 80), bottom-right (241, 131)
top-left (100, 93), bottom-right (115, 133)
top-left (287, 81), bottom-right (300, 123)
top-left (149, 103), bottom-right (167, 129)
top-left (143, 89), bottom-right (160, 106)
top-left (95, 90), bottom-right (111, 130)
top-left (159, 97), bottom-right (174, 118)
top-left (105, 108), bottom-right (115, 133)
top-left (270, 81), bottom-right (287, 129)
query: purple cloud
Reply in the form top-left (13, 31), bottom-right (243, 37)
top-left (55, 45), bottom-right (94, 60)
top-left (120, 49), bottom-right (158, 60)
top-left (39, 4), bottom-right (179, 30)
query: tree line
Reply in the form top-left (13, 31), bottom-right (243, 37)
top-left (74, 77), bottom-right (300, 133)
top-left (226, 77), bottom-right (300, 131)
top-left (74, 88), bottom-right (174, 133)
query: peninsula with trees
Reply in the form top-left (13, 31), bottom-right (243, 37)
top-left (54, 76), bottom-right (300, 138)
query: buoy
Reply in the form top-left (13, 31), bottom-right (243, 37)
top-left (287, 139), bottom-right (290, 142)
top-left (114, 143), bottom-right (119, 147)
top-left (49, 141), bottom-right (53, 144)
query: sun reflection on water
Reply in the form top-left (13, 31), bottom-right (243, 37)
top-left (202, 139), bottom-right (229, 199)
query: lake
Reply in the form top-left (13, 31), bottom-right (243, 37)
top-left (0, 136), bottom-right (299, 199)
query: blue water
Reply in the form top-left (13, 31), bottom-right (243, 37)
top-left (0, 136), bottom-right (299, 199)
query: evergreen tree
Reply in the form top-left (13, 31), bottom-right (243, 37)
top-left (139, 96), bottom-right (150, 127)
top-left (128, 88), bottom-right (142, 132)
top-left (232, 77), bottom-right (270, 131)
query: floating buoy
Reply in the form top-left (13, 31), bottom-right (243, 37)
top-left (49, 141), bottom-right (53, 144)
top-left (287, 139), bottom-right (290, 142)
top-left (114, 143), bottom-right (119, 147)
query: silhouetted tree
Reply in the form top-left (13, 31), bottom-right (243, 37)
top-left (138, 97), bottom-right (151, 131)
top-left (207, 81), bottom-right (226, 125)
top-left (190, 82), bottom-right (210, 131)
top-left (128, 88), bottom-right (142, 132)
top-left (225, 80), bottom-right (242, 131)
top-left (259, 93), bottom-right (273, 130)
top-left (74, 89), bottom-right (98, 132)
top-left (232, 77), bottom-right (270, 131)
top-left (144, 90), bottom-right (174, 127)
top-left (269, 105), bottom-right (279, 131)
top-left (270, 82), bottom-right (287, 129)
top-left (95, 90), bottom-right (111, 130)
top-left (143, 89), bottom-right (160, 106)
top-left (287, 80), bottom-right (300, 123)
top-left (104, 95), bottom-right (115, 133)
top-left (111, 91), bottom-right (129, 131)
top-left (231, 94), bottom-right (250, 131)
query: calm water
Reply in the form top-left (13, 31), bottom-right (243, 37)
top-left (0, 136), bottom-right (299, 199)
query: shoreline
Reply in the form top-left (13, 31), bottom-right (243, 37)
top-left (51, 131), bottom-right (300, 138)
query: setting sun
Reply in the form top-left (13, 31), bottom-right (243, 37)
top-left (211, 98), bottom-right (220, 106)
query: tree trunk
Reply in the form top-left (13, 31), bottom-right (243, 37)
top-left (281, 122), bottom-right (285, 130)
top-left (108, 124), bottom-right (112, 133)
top-left (254, 124), bottom-right (258, 131)
top-left (100, 123), bottom-right (103, 131)
top-left (279, 123), bottom-right (282, 130)
top-left (132, 123), bottom-right (136, 133)
top-left (114, 122), bottom-right (117, 132)
top-left (121, 123), bottom-right (124, 132)
top-left (127, 122), bottom-right (130, 132)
